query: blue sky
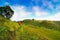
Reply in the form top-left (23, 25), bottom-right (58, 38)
top-left (0, 0), bottom-right (60, 21)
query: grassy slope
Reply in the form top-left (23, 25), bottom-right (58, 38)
top-left (0, 16), bottom-right (20, 40)
top-left (23, 20), bottom-right (60, 31)
top-left (0, 17), bottom-right (60, 40)
top-left (17, 20), bottom-right (60, 40)
top-left (18, 23), bottom-right (60, 40)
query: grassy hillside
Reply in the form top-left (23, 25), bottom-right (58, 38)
top-left (18, 24), bottom-right (60, 40)
top-left (0, 16), bottom-right (20, 40)
top-left (0, 17), bottom-right (60, 40)
top-left (23, 19), bottom-right (60, 31)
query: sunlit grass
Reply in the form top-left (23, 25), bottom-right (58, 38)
top-left (18, 24), bottom-right (60, 40)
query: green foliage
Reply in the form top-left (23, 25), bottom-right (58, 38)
top-left (0, 16), bottom-right (20, 31)
top-left (40, 20), bottom-right (60, 31)
top-left (0, 17), bottom-right (60, 40)
top-left (18, 24), bottom-right (60, 40)
top-left (23, 19), bottom-right (40, 27)
top-left (0, 16), bottom-right (20, 40)
top-left (0, 6), bottom-right (14, 19)
top-left (23, 19), bottom-right (60, 31)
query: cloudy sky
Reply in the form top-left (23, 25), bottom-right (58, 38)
top-left (0, 0), bottom-right (60, 21)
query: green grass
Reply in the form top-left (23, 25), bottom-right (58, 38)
top-left (0, 17), bottom-right (60, 40)
top-left (16, 23), bottom-right (60, 40)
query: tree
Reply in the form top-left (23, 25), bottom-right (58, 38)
top-left (32, 19), bottom-right (34, 21)
top-left (0, 6), bottom-right (14, 19)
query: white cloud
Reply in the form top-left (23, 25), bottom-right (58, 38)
top-left (11, 5), bottom-right (32, 21)
top-left (35, 12), bottom-right (60, 21)
top-left (35, 11), bottom-right (48, 17)
top-left (33, 6), bottom-right (49, 17)
top-left (51, 13), bottom-right (60, 20)
top-left (10, 5), bottom-right (60, 21)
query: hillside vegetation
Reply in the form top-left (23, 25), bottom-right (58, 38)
top-left (0, 16), bottom-right (20, 40)
top-left (0, 16), bottom-right (60, 40)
